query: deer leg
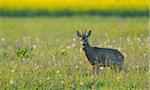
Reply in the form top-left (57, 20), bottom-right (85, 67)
top-left (110, 64), bottom-right (116, 72)
top-left (92, 65), bottom-right (95, 76)
top-left (96, 64), bottom-right (100, 75)
top-left (118, 65), bottom-right (122, 72)
top-left (92, 65), bottom-right (97, 76)
top-left (113, 64), bottom-right (121, 73)
top-left (92, 64), bottom-right (100, 76)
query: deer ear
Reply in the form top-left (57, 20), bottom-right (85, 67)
top-left (76, 31), bottom-right (82, 37)
top-left (87, 30), bottom-right (91, 37)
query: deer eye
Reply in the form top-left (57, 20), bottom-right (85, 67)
top-left (84, 37), bottom-right (88, 41)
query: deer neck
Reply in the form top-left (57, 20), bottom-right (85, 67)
top-left (82, 43), bottom-right (95, 64)
top-left (82, 43), bottom-right (92, 52)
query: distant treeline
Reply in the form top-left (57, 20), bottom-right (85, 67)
top-left (0, 9), bottom-right (149, 17)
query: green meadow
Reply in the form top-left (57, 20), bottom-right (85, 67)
top-left (0, 16), bottom-right (149, 89)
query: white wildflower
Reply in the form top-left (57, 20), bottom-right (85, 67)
top-left (69, 76), bottom-right (71, 79)
top-left (11, 69), bottom-right (15, 73)
top-left (40, 52), bottom-right (44, 56)
top-left (100, 67), bottom-right (104, 70)
top-left (32, 45), bottom-right (36, 49)
top-left (106, 67), bottom-right (110, 69)
top-left (10, 79), bottom-right (14, 85)
top-left (107, 39), bottom-right (110, 43)
top-left (1, 38), bottom-right (5, 42)
top-left (80, 82), bottom-right (84, 85)
top-left (118, 47), bottom-right (121, 51)
top-left (35, 65), bottom-right (40, 70)
top-left (79, 61), bottom-right (83, 65)
top-left (22, 58), bottom-right (26, 61)
top-left (67, 46), bottom-right (70, 49)
top-left (75, 65), bottom-right (78, 69)
top-left (8, 46), bottom-right (12, 49)
top-left (136, 65), bottom-right (139, 69)
top-left (117, 76), bottom-right (120, 80)
top-left (56, 70), bottom-right (60, 74)
top-left (72, 43), bottom-right (76, 48)
top-left (143, 53), bottom-right (146, 57)
top-left (61, 80), bottom-right (64, 84)
top-left (73, 38), bottom-right (76, 42)
top-left (105, 33), bottom-right (108, 37)
top-left (127, 37), bottom-right (130, 42)
top-left (137, 37), bottom-right (141, 42)
top-left (47, 77), bottom-right (50, 80)
top-left (132, 65), bottom-right (136, 69)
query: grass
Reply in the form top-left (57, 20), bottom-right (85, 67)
top-left (0, 16), bottom-right (149, 89)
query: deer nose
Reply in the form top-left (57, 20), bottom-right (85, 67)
top-left (82, 44), bottom-right (85, 46)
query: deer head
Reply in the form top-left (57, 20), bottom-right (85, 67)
top-left (76, 29), bottom-right (91, 47)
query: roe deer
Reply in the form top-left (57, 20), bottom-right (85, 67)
top-left (76, 30), bottom-right (124, 76)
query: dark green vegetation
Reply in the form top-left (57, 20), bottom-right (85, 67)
top-left (0, 9), bottom-right (149, 17)
top-left (0, 16), bottom-right (149, 89)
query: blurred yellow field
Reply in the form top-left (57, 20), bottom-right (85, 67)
top-left (0, 0), bottom-right (148, 11)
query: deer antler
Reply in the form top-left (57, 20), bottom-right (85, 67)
top-left (85, 23), bottom-right (89, 35)
top-left (84, 28), bottom-right (87, 35)
top-left (81, 29), bottom-right (83, 35)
